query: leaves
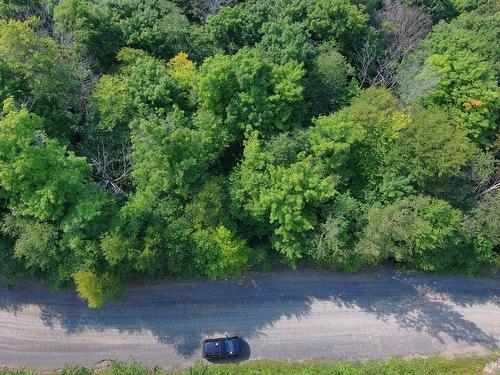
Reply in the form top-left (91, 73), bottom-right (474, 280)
top-left (0, 0), bottom-right (498, 307)
top-left (0, 104), bottom-right (91, 221)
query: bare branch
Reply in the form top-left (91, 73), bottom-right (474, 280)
top-left (356, 1), bottom-right (432, 89)
top-left (199, 0), bottom-right (237, 19)
top-left (81, 141), bottom-right (132, 195)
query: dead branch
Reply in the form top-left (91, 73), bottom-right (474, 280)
top-left (356, 0), bottom-right (432, 88)
top-left (82, 141), bottom-right (132, 195)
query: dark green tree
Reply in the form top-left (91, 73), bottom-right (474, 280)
top-left (53, 0), bottom-right (122, 71)
top-left (0, 19), bottom-right (86, 139)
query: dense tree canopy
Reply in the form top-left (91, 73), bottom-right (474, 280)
top-left (0, 0), bottom-right (497, 307)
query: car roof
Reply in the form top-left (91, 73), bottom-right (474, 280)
top-left (203, 338), bottom-right (227, 355)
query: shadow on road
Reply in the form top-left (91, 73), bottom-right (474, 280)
top-left (0, 270), bottom-right (498, 358)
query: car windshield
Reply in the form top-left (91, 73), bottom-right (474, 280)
top-left (224, 339), bottom-right (234, 354)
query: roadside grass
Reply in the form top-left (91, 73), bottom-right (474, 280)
top-left (1, 354), bottom-right (498, 375)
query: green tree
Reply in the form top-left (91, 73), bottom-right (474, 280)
top-left (0, 0), bottom-right (55, 23)
top-left (309, 88), bottom-right (409, 194)
top-left (87, 74), bottom-right (133, 136)
top-left (308, 111), bottom-right (366, 186)
top-left (185, 178), bottom-right (228, 230)
top-left (314, 193), bottom-right (366, 271)
top-left (205, 0), bottom-right (276, 53)
top-left (2, 215), bottom-right (59, 273)
top-left (198, 48), bottom-right (305, 138)
top-left (193, 225), bottom-right (251, 278)
top-left (263, 155), bottom-right (335, 262)
top-left (74, 269), bottom-right (122, 308)
top-left (53, 0), bottom-right (122, 71)
top-left (356, 196), bottom-right (464, 271)
top-left (258, 17), bottom-right (313, 65)
top-left (305, 0), bottom-right (369, 52)
top-left (460, 192), bottom-right (500, 273)
top-left (0, 19), bottom-right (85, 138)
top-left (108, 191), bottom-right (196, 277)
top-left (451, 0), bottom-right (492, 13)
top-left (422, 3), bottom-right (500, 74)
top-left (420, 51), bottom-right (498, 145)
top-left (0, 100), bottom-right (91, 221)
top-left (130, 108), bottom-right (228, 197)
top-left (380, 107), bottom-right (476, 199)
top-left (121, 53), bottom-right (180, 115)
top-left (403, 0), bottom-right (457, 22)
top-left (103, 0), bottom-right (190, 59)
top-left (231, 132), bottom-right (335, 263)
top-left (407, 4), bottom-right (500, 145)
top-left (306, 47), bottom-right (360, 117)
top-left (0, 99), bottom-right (118, 287)
top-left (85, 51), bottom-right (190, 142)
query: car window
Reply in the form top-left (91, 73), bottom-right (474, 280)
top-left (224, 339), bottom-right (234, 354)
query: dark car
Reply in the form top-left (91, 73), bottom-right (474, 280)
top-left (202, 336), bottom-right (244, 358)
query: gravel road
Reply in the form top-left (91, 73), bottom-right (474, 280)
top-left (1, 270), bottom-right (499, 370)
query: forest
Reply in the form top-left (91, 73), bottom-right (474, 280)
top-left (0, 0), bottom-right (498, 307)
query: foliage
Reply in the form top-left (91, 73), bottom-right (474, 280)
top-left (309, 88), bottom-right (409, 194)
top-left (198, 48), bottom-right (305, 138)
top-left (306, 48), bottom-right (360, 116)
top-left (167, 52), bottom-right (198, 89)
top-left (0, 101), bottom-right (91, 221)
top-left (460, 192), bottom-right (500, 273)
top-left (0, 18), bottom-right (85, 138)
top-left (130, 108), bottom-right (228, 197)
top-left (73, 269), bottom-right (122, 308)
top-left (356, 196), bottom-right (464, 271)
top-left (380, 106), bottom-right (476, 199)
top-left (53, 0), bottom-right (121, 71)
top-left (421, 51), bottom-right (498, 145)
top-left (0, 0), bottom-right (498, 306)
top-left (193, 225), bottom-right (251, 278)
top-left (185, 178), bottom-right (228, 230)
top-left (2, 215), bottom-right (59, 272)
top-left (305, 0), bottom-right (369, 52)
top-left (258, 18), bottom-right (313, 65)
top-left (205, 0), bottom-right (276, 53)
top-left (103, 0), bottom-right (190, 59)
top-left (422, 3), bottom-right (500, 72)
top-left (408, 4), bottom-right (500, 145)
top-left (403, 0), bottom-right (457, 22)
top-left (231, 132), bottom-right (335, 264)
top-left (87, 74), bottom-right (132, 135)
top-left (314, 194), bottom-right (366, 271)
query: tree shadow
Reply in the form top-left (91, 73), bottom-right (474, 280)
top-left (0, 270), bottom-right (498, 359)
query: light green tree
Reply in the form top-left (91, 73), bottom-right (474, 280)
top-left (356, 196), bottom-right (463, 271)
top-left (380, 106), bottom-right (476, 199)
top-left (231, 132), bottom-right (335, 263)
top-left (421, 51), bottom-right (498, 145)
top-left (74, 269), bottom-right (122, 308)
top-left (193, 226), bottom-right (251, 278)
top-left (0, 100), bottom-right (91, 221)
